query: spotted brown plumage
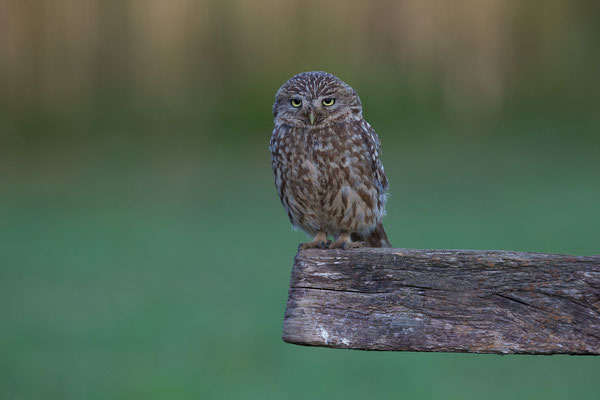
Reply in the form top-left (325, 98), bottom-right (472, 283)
top-left (270, 71), bottom-right (391, 249)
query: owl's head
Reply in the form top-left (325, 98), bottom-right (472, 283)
top-left (273, 71), bottom-right (362, 128)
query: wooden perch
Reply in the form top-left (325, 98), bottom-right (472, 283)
top-left (282, 248), bottom-right (600, 354)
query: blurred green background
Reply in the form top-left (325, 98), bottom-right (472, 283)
top-left (1, 1), bottom-right (599, 399)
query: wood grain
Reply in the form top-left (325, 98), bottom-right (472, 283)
top-left (282, 248), bottom-right (600, 354)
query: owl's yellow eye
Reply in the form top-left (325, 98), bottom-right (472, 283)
top-left (322, 98), bottom-right (335, 106)
top-left (290, 99), bottom-right (302, 108)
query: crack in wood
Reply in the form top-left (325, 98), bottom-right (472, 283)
top-left (291, 285), bottom-right (390, 295)
top-left (494, 293), bottom-right (545, 312)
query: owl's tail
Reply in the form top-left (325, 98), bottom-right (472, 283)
top-left (352, 223), bottom-right (392, 248)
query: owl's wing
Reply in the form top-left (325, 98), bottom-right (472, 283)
top-left (269, 127), bottom-right (286, 203)
top-left (358, 121), bottom-right (388, 192)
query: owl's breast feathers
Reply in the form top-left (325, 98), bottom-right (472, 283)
top-left (270, 119), bottom-right (388, 237)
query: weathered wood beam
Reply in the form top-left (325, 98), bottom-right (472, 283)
top-left (282, 248), bottom-right (600, 354)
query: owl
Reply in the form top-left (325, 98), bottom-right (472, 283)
top-left (269, 71), bottom-right (391, 250)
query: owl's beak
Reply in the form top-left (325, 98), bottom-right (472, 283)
top-left (309, 112), bottom-right (316, 125)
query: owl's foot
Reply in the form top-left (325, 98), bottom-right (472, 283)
top-left (329, 233), bottom-right (365, 250)
top-left (298, 232), bottom-right (329, 250)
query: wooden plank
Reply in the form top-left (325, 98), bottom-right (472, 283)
top-left (282, 248), bottom-right (600, 354)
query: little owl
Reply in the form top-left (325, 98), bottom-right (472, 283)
top-left (270, 71), bottom-right (391, 250)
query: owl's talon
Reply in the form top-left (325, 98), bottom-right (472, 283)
top-left (329, 234), bottom-right (365, 249)
top-left (298, 232), bottom-right (329, 250)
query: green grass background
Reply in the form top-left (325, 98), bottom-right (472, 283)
top-left (2, 120), bottom-right (599, 399)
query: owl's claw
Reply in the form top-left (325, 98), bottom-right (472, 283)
top-left (298, 232), bottom-right (365, 250)
top-left (329, 233), bottom-right (365, 250)
top-left (329, 240), bottom-right (364, 249)
top-left (298, 241), bottom-right (329, 250)
top-left (298, 232), bottom-right (329, 250)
